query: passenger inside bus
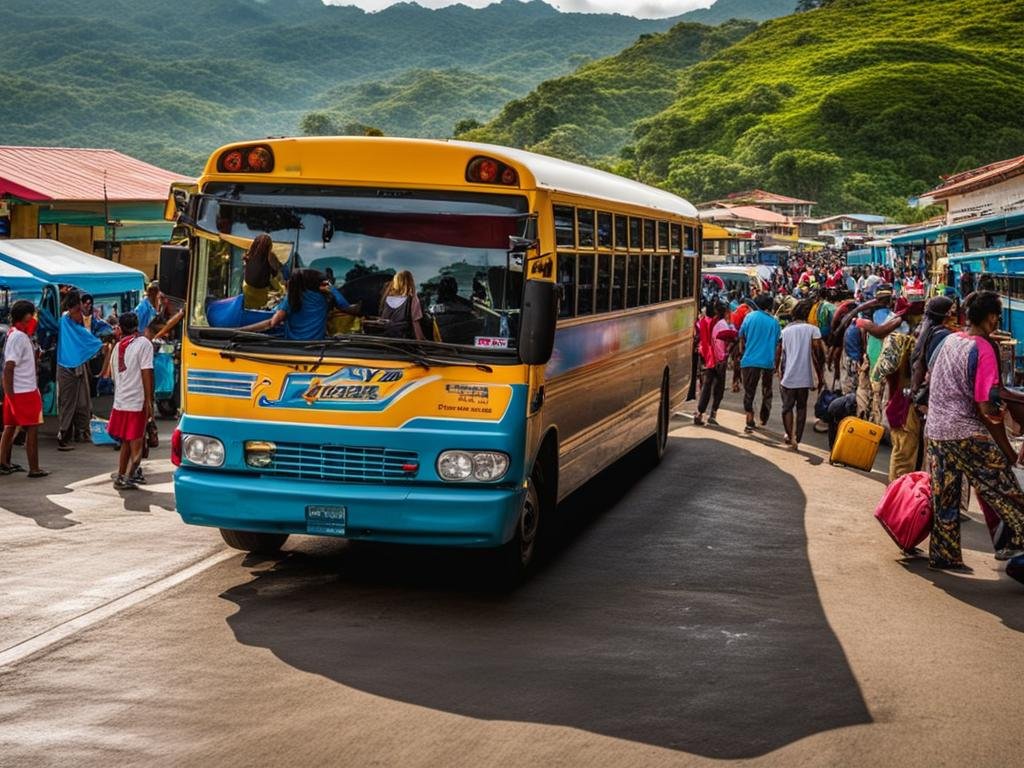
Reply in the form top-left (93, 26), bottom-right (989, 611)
top-left (241, 268), bottom-right (356, 341)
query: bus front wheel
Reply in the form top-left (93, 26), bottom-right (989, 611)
top-left (219, 528), bottom-right (289, 554)
top-left (493, 470), bottom-right (543, 586)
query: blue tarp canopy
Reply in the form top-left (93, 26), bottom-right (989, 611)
top-left (0, 259), bottom-right (46, 302)
top-left (0, 239), bottom-right (146, 296)
top-left (891, 211), bottom-right (1024, 246)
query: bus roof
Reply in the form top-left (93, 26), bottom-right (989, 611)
top-left (0, 239), bottom-right (146, 296)
top-left (0, 259), bottom-right (45, 293)
top-left (203, 137), bottom-right (698, 219)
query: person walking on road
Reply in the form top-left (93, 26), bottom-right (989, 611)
top-left (693, 299), bottom-right (736, 426)
top-left (108, 312), bottom-right (154, 490)
top-left (738, 292), bottom-right (781, 433)
top-left (56, 290), bottom-right (103, 451)
top-left (777, 299), bottom-right (825, 451)
top-left (925, 291), bottom-right (1024, 580)
top-left (1, 300), bottom-right (47, 478)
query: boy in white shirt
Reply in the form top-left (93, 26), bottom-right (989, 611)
top-left (108, 312), bottom-right (154, 490)
top-left (1, 300), bottom-right (47, 477)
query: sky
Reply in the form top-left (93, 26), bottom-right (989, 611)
top-left (322, 0), bottom-right (715, 19)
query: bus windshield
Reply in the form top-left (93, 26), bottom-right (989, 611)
top-left (189, 183), bottom-right (531, 351)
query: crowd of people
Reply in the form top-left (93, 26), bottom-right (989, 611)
top-left (1, 281), bottom-right (180, 488)
top-left (694, 249), bottom-right (1024, 582)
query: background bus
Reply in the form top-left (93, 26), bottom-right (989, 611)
top-left (167, 137), bottom-right (699, 581)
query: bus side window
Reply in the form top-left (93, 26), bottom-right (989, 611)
top-left (578, 209), bottom-right (596, 248)
top-left (555, 206), bottom-right (575, 247)
top-left (643, 219), bottom-right (656, 252)
top-left (639, 253), bottom-right (651, 306)
top-left (671, 223), bottom-right (682, 251)
top-left (629, 217), bottom-right (641, 250)
top-left (596, 253), bottom-right (611, 313)
top-left (627, 254), bottom-right (640, 309)
top-left (659, 253), bottom-right (671, 301)
top-left (611, 254), bottom-right (626, 311)
top-left (670, 254), bottom-right (680, 299)
top-left (615, 215), bottom-right (628, 250)
top-left (658, 221), bottom-right (669, 251)
top-left (685, 226), bottom-right (696, 253)
top-left (577, 253), bottom-right (595, 316)
top-left (597, 213), bottom-right (612, 248)
top-left (682, 257), bottom-right (695, 298)
top-left (558, 253), bottom-right (577, 318)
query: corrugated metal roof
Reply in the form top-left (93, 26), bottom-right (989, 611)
top-left (924, 154), bottom-right (1024, 200)
top-left (0, 146), bottom-right (193, 202)
top-left (699, 205), bottom-right (790, 224)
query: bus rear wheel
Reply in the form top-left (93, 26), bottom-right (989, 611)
top-left (219, 528), bottom-right (289, 554)
top-left (643, 379), bottom-right (670, 465)
top-left (492, 470), bottom-right (542, 586)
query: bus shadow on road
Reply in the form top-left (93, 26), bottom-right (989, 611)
top-left (219, 436), bottom-right (871, 758)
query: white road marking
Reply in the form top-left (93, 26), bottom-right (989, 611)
top-left (0, 548), bottom-right (236, 669)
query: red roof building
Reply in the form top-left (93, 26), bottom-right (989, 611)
top-left (0, 146), bottom-right (193, 276)
top-left (919, 154), bottom-right (1024, 226)
top-left (700, 189), bottom-right (816, 219)
top-left (922, 154), bottom-right (1024, 201)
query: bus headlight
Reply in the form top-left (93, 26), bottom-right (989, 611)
top-left (437, 451), bottom-right (510, 482)
top-left (182, 434), bottom-right (225, 467)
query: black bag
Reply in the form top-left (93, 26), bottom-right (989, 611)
top-left (146, 419), bottom-right (160, 449)
top-left (814, 388), bottom-right (842, 420)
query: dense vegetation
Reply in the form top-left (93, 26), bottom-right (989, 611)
top-left (629, 0), bottom-right (1024, 216)
top-left (0, 0), bottom-right (794, 175)
top-left (463, 19), bottom-right (760, 162)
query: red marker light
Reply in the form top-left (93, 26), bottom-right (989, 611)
top-left (500, 167), bottom-right (518, 186)
top-left (247, 147), bottom-right (272, 172)
top-left (221, 150), bottom-right (244, 173)
top-left (171, 428), bottom-right (182, 467)
top-left (401, 463), bottom-right (419, 473)
top-left (478, 159), bottom-right (499, 183)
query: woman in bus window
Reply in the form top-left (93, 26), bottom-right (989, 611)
top-left (379, 270), bottom-right (426, 340)
top-left (253, 268), bottom-right (352, 340)
top-left (242, 233), bottom-right (283, 309)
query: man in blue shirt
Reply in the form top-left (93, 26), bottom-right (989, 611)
top-left (268, 270), bottom-right (351, 340)
top-left (134, 282), bottom-right (161, 332)
top-left (738, 292), bottom-right (781, 433)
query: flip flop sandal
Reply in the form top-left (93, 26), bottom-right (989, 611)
top-left (27, 470), bottom-right (50, 479)
top-left (0, 465), bottom-right (13, 475)
top-left (7, 463), bottom-right (25, 472)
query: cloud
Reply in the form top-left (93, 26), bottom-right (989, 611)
top-left (322, 0), bottom-right (715, 20)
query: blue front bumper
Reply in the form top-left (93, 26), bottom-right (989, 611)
top-left (176, 468), bottom-right (525, 547)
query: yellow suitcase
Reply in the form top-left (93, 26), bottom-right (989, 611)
top-left (830, 416), bottom-right (883, 470)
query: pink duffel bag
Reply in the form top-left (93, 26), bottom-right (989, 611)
top-left (874, 471), bottom-right (933, 553)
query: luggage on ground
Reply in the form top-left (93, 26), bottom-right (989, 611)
top-left (874, 470), bottom-right (932, 553)
top-left (89, 417), bottom-right (120, 447)
top-left (830, 416), bottom-right (883, 470)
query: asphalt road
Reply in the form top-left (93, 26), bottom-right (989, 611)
top-left (0, 403), bottom-right (1022, 767)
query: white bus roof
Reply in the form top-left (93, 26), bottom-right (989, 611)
top-left (450, 140), bottom-right (698, 219)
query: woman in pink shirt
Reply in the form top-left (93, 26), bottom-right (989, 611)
top-left (925, 291), bottom-right (1024, 580)
top-left (694, 300), bottom-right (737, 426)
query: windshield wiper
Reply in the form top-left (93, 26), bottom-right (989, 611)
top-left (313, 336), bottom-right (493, 372)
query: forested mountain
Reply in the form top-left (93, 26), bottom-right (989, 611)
top-left (630, 0), bottom-right (1024, 215)
top-left (462, 19), bottom-right (759, 162)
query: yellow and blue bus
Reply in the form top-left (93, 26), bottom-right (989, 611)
top-left (167, 137), bottom-right (699, 579)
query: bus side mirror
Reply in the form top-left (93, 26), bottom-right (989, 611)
top-left (519, 279), bottom-right (558, 366)
top-left (159, 244), bottom-right (190, 302)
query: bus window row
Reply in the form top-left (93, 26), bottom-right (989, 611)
top-left (554, 206), bottom-right (697, 253)
top-left (991, 275), bottom-right (1024, 300)
top-left (556, 252), bottom-right (697, 319)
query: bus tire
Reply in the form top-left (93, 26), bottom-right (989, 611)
top-left (492, 469), bottom-right (543, 587)
top-left (643, 378), bottom-right (670, 465)
top-left (219, 528), bottom-right (289, 554)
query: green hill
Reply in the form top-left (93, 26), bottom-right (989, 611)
top-left (464, 19), bottom-right (760, 162)
top-left (0, 0), bottom-right (685, 174)
top-left (630, 0), bottom-right (1024, 215)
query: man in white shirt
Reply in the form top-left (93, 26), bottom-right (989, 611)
top-left (107, 312), bottom-right (154, 490)
top-left (777, 299), bottom-right (826, 451)
top-left (1, 300), bottom-right (47, 477)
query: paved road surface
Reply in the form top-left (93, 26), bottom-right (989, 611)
top-left (0, 408), bottom-right (1021, 767)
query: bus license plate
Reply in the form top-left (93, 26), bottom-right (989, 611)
top-left (306, 505), bottom-right (347, 536)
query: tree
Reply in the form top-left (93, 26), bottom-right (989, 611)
top-left (768, 149), bottom-right (842, 204)
top-left (300, 111), bottom-right (337, 136)
top-left (453, 118), bottom-right (482, 137)
top-left (664, 151), bottom-right (758, 203)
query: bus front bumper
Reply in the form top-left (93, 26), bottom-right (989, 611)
top-left (175, 468), bottom-right (526, 548)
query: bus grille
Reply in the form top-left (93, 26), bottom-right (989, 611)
top-left (263, 443), bottom-right (420, 484)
